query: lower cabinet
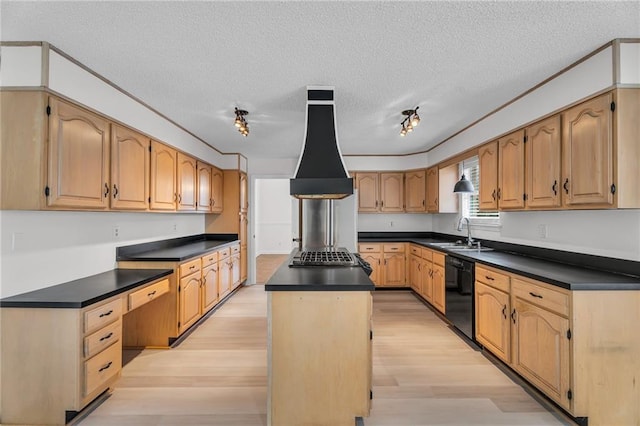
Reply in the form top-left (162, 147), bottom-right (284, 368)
top-left (178, 270), bottom-right (202, 335)
top-left (410, 245), bottom-right (445, 315)
top-left (430, 253), bottom-right (446, 314)
top-left (201, 259), bottom-right (220, 313)
top-left (358, 243), bottom-right (407, 287)
top-left (475, 264), bottom-right (640, 424)
top-left (0, 277), bottom-right (169, 426)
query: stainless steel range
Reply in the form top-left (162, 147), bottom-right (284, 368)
top-left (289, 247), bottom-right (359, 267)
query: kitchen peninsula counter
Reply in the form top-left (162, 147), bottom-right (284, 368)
top-left (265, 252), bottom-right (373, 426)
top-left (116, 233), bottom-right (239, 262)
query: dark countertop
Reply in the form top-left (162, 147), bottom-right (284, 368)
top-left (0, 269), bottom-right (173, 308)
top-left (117, 235), bottom-right (239, 262)
top-left (265, 253), bottom-right (375, 292)
top-left (359, 236), bottom-right (640, 291)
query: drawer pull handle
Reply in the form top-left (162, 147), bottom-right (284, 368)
top-left (529, 292), bottom-right (543, 299)
top-left (511, 309), bottom-right (517, 324)
top-left (99, 310), bottom-right (113, 318)
top-left (502, 305), bottom-right (507, 319)
top-left (563, 178), bottom-right (569, 194)
top-left (492, 189), bottom-right (496, 201)
top-left (485, 275), bottom-right (495, 281)
top-left (104, 183), bottom-right (109, 198)
top-left (99, 332), bottom-right (114, 342)
top-left (209, 257), bottom-right (214, 261)
top-left (147, 290), bottom-right (157, 297)
top-left (190, 265), bottom-right (196, 270)
top-left (552, 180), bottom-right (558, 195)
top-left (98, 361), bottom-right (113, 373)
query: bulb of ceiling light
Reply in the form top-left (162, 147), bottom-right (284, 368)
top-left (406, 121), bottom-right (413, 132)
top-left (400, 123), bottom-right (407, 136)
top-left (234, 117), bottom-right (242, 127)
top-left (411, 112), bottom-right (420, 127)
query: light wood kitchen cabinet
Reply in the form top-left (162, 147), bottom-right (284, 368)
top-left (525, 115), bottom-right (562, 209)
top-left (425, 166), bottom-right (439, 212)
top-left (430, 253), bottom-right (446, 314)
top-left (178, 261), bottom-right (202, 334)
top-left (359, 243), bottom-right (381, 286)
top-left (475, 280), bottom-right (511, 363)
top-left (177, 152), bottom-right (197, 211)
top-left (201, 258), bottom-right (219, 313)
top-left (409, 252), bottom-right (422, 293)
top-left (478, 141), bottom-right (499, 211)
top-left (382, 244), bottom-right (406, 287)
top-left (405, 170), bottom-right (426, 212)
top-left (47, 97), bottom-right (111, 210)
top-left (110, 124), bottom-right (150, 210)
top-left (150, 140), bottom-right (177, 211)
top-left (231, 252), bottom-right (241, 290)
top-left (211, 167), bottom-right (224, 213)
top-left (561, 92), bottom-right (614, 207)
top-left (240, 172), bottom-right (248, 212)
top-left (218, 247), bottom-right (233, 299)
top-left (240, 214), bottom-right (248, 282)
top-left (197, 161), bottom-right (213, 212)
top-left (498, 129), bottom-right (526, 210)
top-left (355, 172), bottom-right (379, 212)
top-left (380, 173), bottom-right (404, 212)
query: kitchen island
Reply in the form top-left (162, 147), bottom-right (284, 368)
top-left (265, 257), bottom-right (374, 426)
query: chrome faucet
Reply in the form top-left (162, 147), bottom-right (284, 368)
top-left (457, 217), bottom-right (474, 246)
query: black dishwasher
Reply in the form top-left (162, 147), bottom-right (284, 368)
top-left (444, 255), bottom-right (475, 341)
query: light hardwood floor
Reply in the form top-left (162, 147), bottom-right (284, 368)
top-left (79, 285), bottom-right (573, 425)
top-left (254, 254), bottom-right (288, 284)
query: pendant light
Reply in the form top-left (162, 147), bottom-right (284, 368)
top-left (453, 159), bottom-right (475, 193)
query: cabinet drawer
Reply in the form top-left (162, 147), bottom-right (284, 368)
top-left (84, 299), bottom-right (122, 334)
top-left (84, 341), bottom-right (122, 397)
top-left (421, 248), bottom-right (433, 261)
top-left (128, 279), bottom-right (170, 311)
top-left (359, 243), bottom-right (380, 253)
top-left (410, 245), bottom-right (422, 256)
top-left (383, 243), bottom-right (405, 253)
top-left (180, 258), bottom-right (201, 277)
top-left (219, 247), bottom-right (231, 260)
top-left (231, 244), bottom-right (240, 254)
top-left (432, 252), bottom-right (445, 266)
top-left (512, 277), bottom-right (570, 317)
top-left (202, 251), bottom-right (219, 268)
top-left (84, 320), bottom-right (122, 359)
top-left (476, 265), bottom-right (510, 292)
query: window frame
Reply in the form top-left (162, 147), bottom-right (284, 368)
top-left (459, 156), bottom-right (501, 229)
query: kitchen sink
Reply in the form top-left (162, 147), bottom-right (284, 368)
top-left (430, 242), bottom-right (493, 252)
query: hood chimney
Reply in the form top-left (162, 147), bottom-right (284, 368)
top-left (290, 86), bottom-right (354, 199)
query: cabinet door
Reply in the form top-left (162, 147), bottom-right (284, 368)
top-left (562, 93), bottom-right (614, 207)
top-left (383, 253), bottom-right (405, 286)
top-left (498, 129), bottom-right (526, 209)
top-left (110, 124), bottom-right (149, 210)
top-left (201, 263), bottom-right (219, 313)
top-left (150, 140), bottom-right (177, 210)
top-left (240, 172), bottom-right (248, 212)
top-left (231, 254), bottom-right (241, 289)
top-left (356, 172), bottom-right (379, 212)
top-left (478, 141), bottom-right (499, 210)
top-left (47, 97), bottom-right (110, 209)
top-left (179, 273), bottom-right (202, 334)
top-left (405, 170), bottom-right (426, 212)
top-left (211, 167), bottom-right (224, 213)
top-left (219, 259), bottom-right (232, 299)
top-left (197, 162), bottom-right (212, 212)
top-left (431, 263), bottom-right (445, 314)
top-left (361, 252), bottom-right (380, 286)
top-left (240, 244), bottom-right (248, 283)
top-left (409, 255), bottom-right (422, 292)
top-left (425, 166), bottom-right (439, 212)
top-left (380, 173), bottom-right (404, 212)
top-left (526, 115), bottom-right (561, 208)
top-left (512, 298), bottom-right (571, 410)
top-left (475, 282), bottom-right (510, 363)
top-left (421, 260), bottom-right (433, 302)
top-left (177, 152), bottom-right (197, 211)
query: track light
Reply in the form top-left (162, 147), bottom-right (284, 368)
top-left (399, 106), bottom-right (420, 137)
top-left (234, 108), bottom-right (249, 137)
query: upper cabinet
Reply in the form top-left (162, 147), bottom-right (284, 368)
top-left (197, 161), bottom-right (213, 212)
top-left (177, 152), bottom-right (197, 211)
top-left (498, 129), bottom-right (526, 210)
top-left (425, 166), bottom-right (439, 212)
top-left (405, 170), bottom-right (426, 212)
top-left (111, 124), bottom-right (150, 210)
top-left (355, 172), bottom-right (379, 212)
top-left (379, 173), bottom-right (404, 212)
top-left (240, 172), bottom-right (248, 212)
top-left (211, 167), bottom-right (224, 213)
top-left (150, 140), bottom-right (177, 211)
top-left (47, 97), bottom-right (111, 210)
top-left (561, 93), bottom-right (614, 207)
top-left (526, 115), bottom-right (561, 209)
top-left (478, 141), bottom-right (499, 211)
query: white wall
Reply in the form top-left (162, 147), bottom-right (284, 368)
top-left (345, 153), bottom-right (429, 171)
top-left (0, 211), bottom-right (204, 298)
top-left (620, 42), bottom-right (640, 84)
top-left (358, 213), bottom-right (432, 233)
top-left (254, 179), bottom-right (293, 255)
top-left (0, 45), bottom-right (42, 86)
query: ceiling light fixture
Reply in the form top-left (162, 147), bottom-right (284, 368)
top-left (399, 106), bottom-right (420, 137)
top-left (234, 107), bottom-right (249, 137)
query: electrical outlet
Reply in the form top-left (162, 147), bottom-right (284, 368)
top-left (389, 221), bottom-right (394, 228)
top-left (537, 224), bottom-right (548, 239)
top-left (173, 223), bottom-right (177, 231)
top-left (113, 226), bottom-right (120, 238)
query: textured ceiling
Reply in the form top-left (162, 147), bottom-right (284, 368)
top-left (1, 1), bottom-right (639, 159)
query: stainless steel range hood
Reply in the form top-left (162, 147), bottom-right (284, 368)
top-left (290, 86), bottom-right (354, 199)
